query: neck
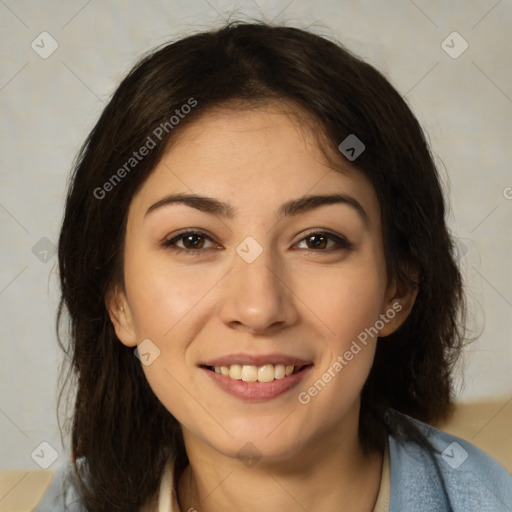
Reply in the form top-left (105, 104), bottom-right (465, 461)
top-left (177, 418), bottom-right (384, 512)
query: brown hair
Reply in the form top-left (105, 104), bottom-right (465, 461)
top-left (57, 21), bottom-right (466, 511)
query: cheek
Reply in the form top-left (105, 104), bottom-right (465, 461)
top-left (124, 253), bottom-right (216, 341)
top-left (293, 263), bottom-right (385, 406)
top-left (139, 357), bottom-right (200, 436)
top-left (295, 264), bottom-right (386, 345)
top-left (295, 278), bottom-right (383, 425)
top-left (123, 255), bottom-right (219, 419)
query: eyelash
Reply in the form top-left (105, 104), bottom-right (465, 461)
top-left (161, 229), bottom-right (353, 256)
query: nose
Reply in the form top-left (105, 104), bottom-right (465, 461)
top-left (218, 245), bottom-right (299, 335)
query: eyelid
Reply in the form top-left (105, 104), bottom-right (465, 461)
top-left (161, 229), bottom-right (220, 250)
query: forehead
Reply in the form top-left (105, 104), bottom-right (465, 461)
top-left (129, 104), bottom-right (380, 225)
top-left (165, 103), bottom-right (336, 175)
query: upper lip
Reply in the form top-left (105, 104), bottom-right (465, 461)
top-left (200, 353), bottom-right (313, 367)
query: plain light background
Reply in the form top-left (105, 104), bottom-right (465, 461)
top-left (0, 0), bottom-right (511, 472)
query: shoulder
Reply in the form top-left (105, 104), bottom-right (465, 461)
top-left (32, 457), bottom-right (162, 512)
top-left (32, 460), bottom-right (87, 512)
top-left (387, 410), bottom-right (512, 512)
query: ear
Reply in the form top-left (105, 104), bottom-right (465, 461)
top-left (377, 278), bottom-right (418, 338)
top-left (105, 286), bottom-right (137, 347)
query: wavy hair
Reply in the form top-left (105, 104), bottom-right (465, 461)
top-left (56, 21), bottom-right (466, 511)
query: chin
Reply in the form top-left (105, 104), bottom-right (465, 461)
top-left (208, 415), bottom-right (312, 463)
top-left (217, 436), bottom-right (304, 467)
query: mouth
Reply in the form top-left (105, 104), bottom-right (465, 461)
top-left (199, 356), bottom-right (314, 401)
top-left (201, 363), bottom-right (309, 383)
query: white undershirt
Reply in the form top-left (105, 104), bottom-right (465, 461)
top-left (157, 457), bottom-right (175, 512)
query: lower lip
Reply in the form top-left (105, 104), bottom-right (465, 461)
top-left (202, 366), bottom-right (312, 401)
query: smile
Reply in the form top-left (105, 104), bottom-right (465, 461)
top-left (201, 360), bottom-right (313, 401)
top-left (206, 363), bottom-right (304, 382)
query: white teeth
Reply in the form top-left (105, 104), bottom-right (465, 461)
top-left (211, 363), bottom-right (304, 382)
top-left (229, 364), bottom-right (242, 380)
top-left (274, 364), bottom-right (286, 379)
top-left (241, 365), bottom-right (258, 382)
top-left (258, 364), bottom-right (275, 383)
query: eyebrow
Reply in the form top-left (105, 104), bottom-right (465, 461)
top-left (144, 192), bottom-right (369, 226)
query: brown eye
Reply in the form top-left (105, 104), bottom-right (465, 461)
top-left (296, 231), bottom-right (353, 251)
top-left (162, 230), bottom-right (217, 253)
top-left (305, 234), bottom-right (328, 249)
top-left (181, 233), bottom-right (206, 249)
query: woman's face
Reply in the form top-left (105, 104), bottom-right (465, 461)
top-left (109, 104), bottom-right (412, 464)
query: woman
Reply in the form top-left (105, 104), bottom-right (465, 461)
top-left (35, 22), bottom-right (512, 512)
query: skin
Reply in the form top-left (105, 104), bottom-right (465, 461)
top-left (107, 104), bottom-right (417, 511)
